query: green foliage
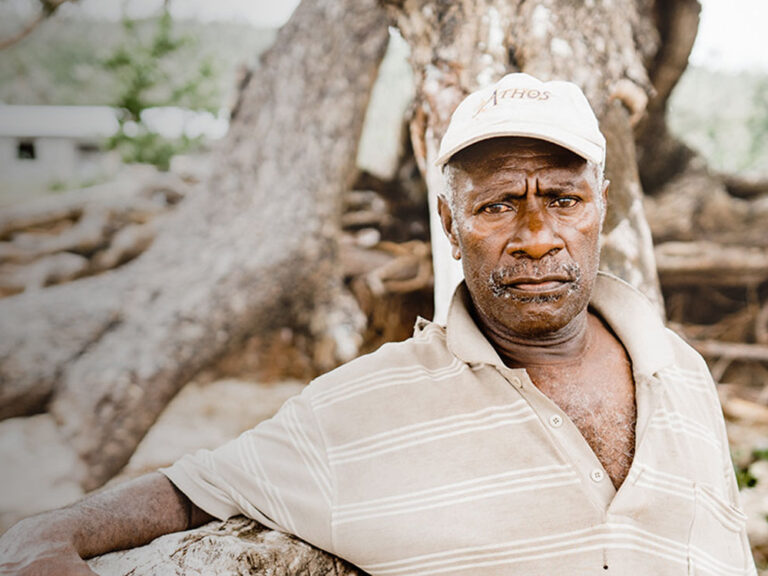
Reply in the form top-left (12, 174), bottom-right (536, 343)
top-left (734, 447), bottom-right (768, 490)
top-left (0, 16), bottom-right (275, 107)
top-left (669, 67), bottom-right (768, 176)
top-left (103, 8), bottom-right (218, 170)
top-left (736, 465), bottom-right (758, 490)
top-left (745, 78), bottom-right (768, 168)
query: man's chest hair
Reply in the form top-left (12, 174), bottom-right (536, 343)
top-left (526, 338), bottom-right (637, 488)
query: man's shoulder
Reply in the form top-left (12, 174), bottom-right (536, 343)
top-left (305, 318), bottom-right (456, 402)
top-left (658, 326), bottom-right (716, 388)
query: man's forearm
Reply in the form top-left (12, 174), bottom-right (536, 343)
top-left (63, 472), bottom-right (212, 558)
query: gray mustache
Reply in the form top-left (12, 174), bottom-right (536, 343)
top-left (488, 262), bottom-right (582, 287)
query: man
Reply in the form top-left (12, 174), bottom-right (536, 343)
top-left (0, 74), bottom-right (756, 575)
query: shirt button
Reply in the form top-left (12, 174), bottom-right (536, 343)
top-left (590, 469), bottom-right (605, 483)
top-left (509, 376), bottom-right (522, 388)
top-left (549, 414), bottom-right (563, 428)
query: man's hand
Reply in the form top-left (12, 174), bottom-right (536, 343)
top-left (0, 472), bottom-right (214, 575)
top-left (0, 515), bottom-right (97, 575)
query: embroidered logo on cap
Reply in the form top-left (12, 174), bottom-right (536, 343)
top-left (473, 87), bottom-right (553, 118)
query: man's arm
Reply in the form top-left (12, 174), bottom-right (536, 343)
top-left (0, 472), bottom-right (214, 575)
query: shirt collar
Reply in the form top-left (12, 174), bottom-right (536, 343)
top-left (445, 271), bottom-right (674, 377)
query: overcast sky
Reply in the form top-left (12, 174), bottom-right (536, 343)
top-left (23, 0), bottom-right (768, 72)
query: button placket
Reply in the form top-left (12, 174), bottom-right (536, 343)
top-left (496, 366), bottom-right (616, 508)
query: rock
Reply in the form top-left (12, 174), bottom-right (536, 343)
top-left (88, 517), bottom-right (365, 576)
top-left (0, 415), bottom-right (85, 533)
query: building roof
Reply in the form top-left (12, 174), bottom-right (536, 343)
top-left (0, 105), bottom-right (119, 139)
top-left (0, 105), bottom-right (229, 140)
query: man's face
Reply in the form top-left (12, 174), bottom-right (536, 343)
top-left (439, 137), bottom-right (607, 339)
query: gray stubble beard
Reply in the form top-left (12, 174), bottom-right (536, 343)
top-left (487, 262), bottom-right (583, 303)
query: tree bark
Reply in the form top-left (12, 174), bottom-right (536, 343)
top-left (87, 518), bottom-right (365, 576)
top-left (0, 0), bottom-right (389, 489)
top-left (386, 0), bottom-right (666, 317)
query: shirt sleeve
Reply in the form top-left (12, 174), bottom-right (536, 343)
top-left (159, 385), bottom-right (335, 553)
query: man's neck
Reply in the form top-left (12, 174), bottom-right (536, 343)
top-left (473, 307), bottom-right (594, 368)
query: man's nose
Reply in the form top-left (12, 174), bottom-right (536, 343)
top-left (504, 203), bottom-right (564, 259)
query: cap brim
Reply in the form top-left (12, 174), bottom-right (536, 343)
top-left (434, 122), bottom-right (604, 168)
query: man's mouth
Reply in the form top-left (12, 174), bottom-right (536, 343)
top-left (504, 276), bottom-right (570, 292)
top-left (488, 264), bottom-right (582, 301)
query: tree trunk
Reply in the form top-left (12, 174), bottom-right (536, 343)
top-left (386, 0), bottom-right (667, 318)
top-left (0, 0), bottom-right (389, 489)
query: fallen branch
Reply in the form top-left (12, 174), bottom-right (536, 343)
top-left (687, 339), bottom-right (768, 363)
top-left (0, 252), bottom-right (89, 294)
top-left (655, 242), bottom-right (768, 287)
top-left (723, 173), bottom-right (768, 199)
top-left (0, 172), bottom-right (186, 242)
top-left (11, 207), bottom-right (111, 260)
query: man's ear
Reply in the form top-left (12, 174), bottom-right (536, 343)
top-left (437, 195), bottom-right (458, 244)
top-left (600, 178), bottom-right (610, 226)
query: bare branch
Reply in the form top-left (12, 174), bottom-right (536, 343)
top-left (0, 0), bottom-right (77, 50)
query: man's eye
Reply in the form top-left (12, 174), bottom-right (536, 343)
top-left (551, 197), bottom-right (579, 208)
top-left (481, 203), bottom-right (512, 214)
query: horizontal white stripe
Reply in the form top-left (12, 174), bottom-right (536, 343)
top-left (362, 524), bottom-right (689, 575)
top-left (328, 403), bottom-right (535, 464)
top-left (330, 402), bottom-right (528, 454)
top-left (652, 408), bottom-right (719, 441)
top-left (638, 465), bottom-right (691, 485)
top-left (690, 542), bottom-right (752, 576)
top-left (336, 464), bottom-right (572, 512)
top-left (658, 367), bottom-right (716, 397)
top-left (331, 415), bottom-right (539, 465)
top-left (313, 358), bottom-right (468, 409)
top-left (371, 541), bottom-right (687, 576)
top-left (334, 469), bottom-right (579, 525)
top-left (313, 357), bottom-right (464, 403)
top-left (649, 410), bottom-right (721, 450)
top-left (634, 465), bottom-right (695, 500)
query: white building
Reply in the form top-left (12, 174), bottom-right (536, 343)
top-left (0, 105), bottom-right (121, 193)
top-left (0, 105), bottom-right (229, 197)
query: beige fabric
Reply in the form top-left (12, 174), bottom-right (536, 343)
top-left (434, 73), bottom-right (606, 169)
top-left (162, 272), bottom-right (756, 575)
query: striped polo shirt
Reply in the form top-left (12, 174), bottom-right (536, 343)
top-left (162, 272), bottom-right (756, 575)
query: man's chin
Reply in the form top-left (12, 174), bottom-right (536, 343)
top-left (489, 288), bottom-right (586, 337)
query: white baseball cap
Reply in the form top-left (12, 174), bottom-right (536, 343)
top-left (435, 73), bottom-right (606, 170)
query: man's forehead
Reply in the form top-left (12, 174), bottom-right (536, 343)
top-left (451, 137), bottom-right (585, 165)
top-left (448, 137), bottom-right (590, 182)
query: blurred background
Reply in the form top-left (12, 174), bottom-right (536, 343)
top-left (0, 0), bottom-right (766, 571)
